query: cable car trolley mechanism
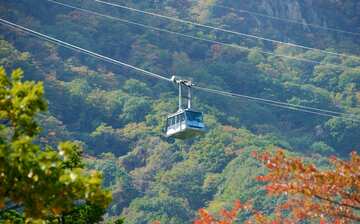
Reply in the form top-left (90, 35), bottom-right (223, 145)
top-left (165, 76), bottom-right (206, 139)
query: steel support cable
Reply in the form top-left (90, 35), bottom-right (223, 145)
top-left (192, 86), bottom-right (360, 122)
top-left (95, 0), bottom-right (360, 61)
top-left (211, 4), bottom-right (360, 37)
top-left (0, 18), bottom-right (171, 82)
top-left (0, 18), bottom-right (359, 122)
top-left (47, 0), bottom-right (357, 71)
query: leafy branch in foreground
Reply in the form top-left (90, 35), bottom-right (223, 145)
top-left (0, 67), bottom-right (111, 222)
top-left (254, 150), bottom-right (360, 223)
top-left (194, 150), bottom-right (359, 224)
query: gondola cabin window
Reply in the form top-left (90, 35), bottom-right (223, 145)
top-left (165, 76), bottom-right (206, 139)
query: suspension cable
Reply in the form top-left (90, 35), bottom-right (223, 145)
top-left (211, 4), bottom-right (360, 37)
top-left (95, 0), bottom-right (360, 61)
top-left (0, 18), bottom-right (358, 122)
top-left (192, 86), bottom-right (360, 122)
top-left (0, 18), bottom-right (172, 82)
top-left (47, 0), bottom-right (357, 70)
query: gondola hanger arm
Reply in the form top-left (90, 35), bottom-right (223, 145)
top-left (171, 75), bottom-right (194, 87)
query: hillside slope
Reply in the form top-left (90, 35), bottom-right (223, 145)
top-left (0, 0), bottom-right (359, 222)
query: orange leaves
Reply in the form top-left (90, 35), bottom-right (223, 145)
top-left (253, 213), bottom-right (268, 223)
top-left (194, 209), bottom-right (215, 224)
top-left (254, 150), bottom-right (360, 223)
top-left (233, 200), bottom-right (243, 210)
top-left (194, 200), bottom-right (244, 224)
top-left (0, 200), bottom-right (4, 209)
top-left (319, 219), bottom-right (327, 224)
top-left (51, 207), bottom-right (62, 215)
top-left (251, 151), bottom-right (258, 158)
top-left (194, 150), bottom-right (359, 224)
top-left (255, 175), bottom-right (269, 182)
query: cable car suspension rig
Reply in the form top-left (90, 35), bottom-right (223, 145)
top-left (165, 76), bottom-right (206, 139)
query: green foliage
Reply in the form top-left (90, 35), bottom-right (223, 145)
top-left (0, 210), bottom-right (24, 224)
top-left (65, 78), bottom-right (91, 98)
top-left (62, 204), bottom-right (106, 224)
top-left (0, 67), bottom-right (47, 138)
top-left (119, 97), bottom-right (151, 123)
top-left (124, 195), bottom-right (194, 224)
top-left (1, 1), bottom-right (360, 222)
top-left (310, 141), bottom-right (335, 155)
top-left (0, 41), bottom-right (34, 78)
top-left (156, 159), bottom-right (206, 209)
top-left (338, 68), bottom-right (360, 91)
top-left (0, 68), bottom-right (111, 222)
top-left (311, 65), bottom-right (342, 90)
top-left (86, 153), bottom-right (139, 215)
top-left (206, 147), bottom-right (278, 215)
top-left (324, 116), bottom-right (360, 154)
top-left (247, 48), bottom-right (265, 65)
top-left (115, 219), bottom-right (125, 224)
top-left (90, 123), bottom-right (126, 155)
top-left (37, 114), bottom-right (71, 147)
top-left (86, 89), bottom-right (125, 120)
top-left (123, 79), bottom-right (151, 97)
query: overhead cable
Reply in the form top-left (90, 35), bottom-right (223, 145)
top-left (0, 18), bottom-right (358, 122)
top-left (47, 0), bottom-right (356, 70)
top-left (212, 4), bottom-right (360, 37)
top-left (192, 86), bottom-right (360, 122)
top-left (95, 0), bottom-right (360, 61)
top-left (0, 18), bottom-right (171, 82)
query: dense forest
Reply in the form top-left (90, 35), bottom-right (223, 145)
top-left (0, 0), bottom-right (359, 223)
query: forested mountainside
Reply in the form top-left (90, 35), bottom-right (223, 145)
top-left (1, 0), bottom-right (359, 223)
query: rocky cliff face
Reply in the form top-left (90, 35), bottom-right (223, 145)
top-left (218, 0), bottom-right (360, 27)
top-left (202, 0), bottom-right (360, 51)
top-left (258, 0), bottom-right (304, 21)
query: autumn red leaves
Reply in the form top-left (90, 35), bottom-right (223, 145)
top-left (194, 200), bottom-right (250, 224)
top-left (193, 150), bottom-right (360, 224)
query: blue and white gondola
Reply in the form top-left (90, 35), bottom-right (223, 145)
top-left (165, 76), bottom-right (206, 139)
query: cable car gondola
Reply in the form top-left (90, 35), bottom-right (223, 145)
top-left (165, 76), bottom-right (206, 139)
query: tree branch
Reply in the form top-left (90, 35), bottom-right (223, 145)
top-left (334, 212), bottom-right (360, 222)
top-left (314, 195), bottom-right (360, 211)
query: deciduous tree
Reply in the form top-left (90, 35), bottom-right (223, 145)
top-left (0, 67), bottom-right (111, 222)
top-left (254, 150), bottom-right (360, 223)
top-left (194, 150), bottom-right (360, 224)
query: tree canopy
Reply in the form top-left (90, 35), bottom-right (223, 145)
top-left (0, 67), bottom-right (111, 222)
top-left (0, 0), bottom-right (359, 222)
